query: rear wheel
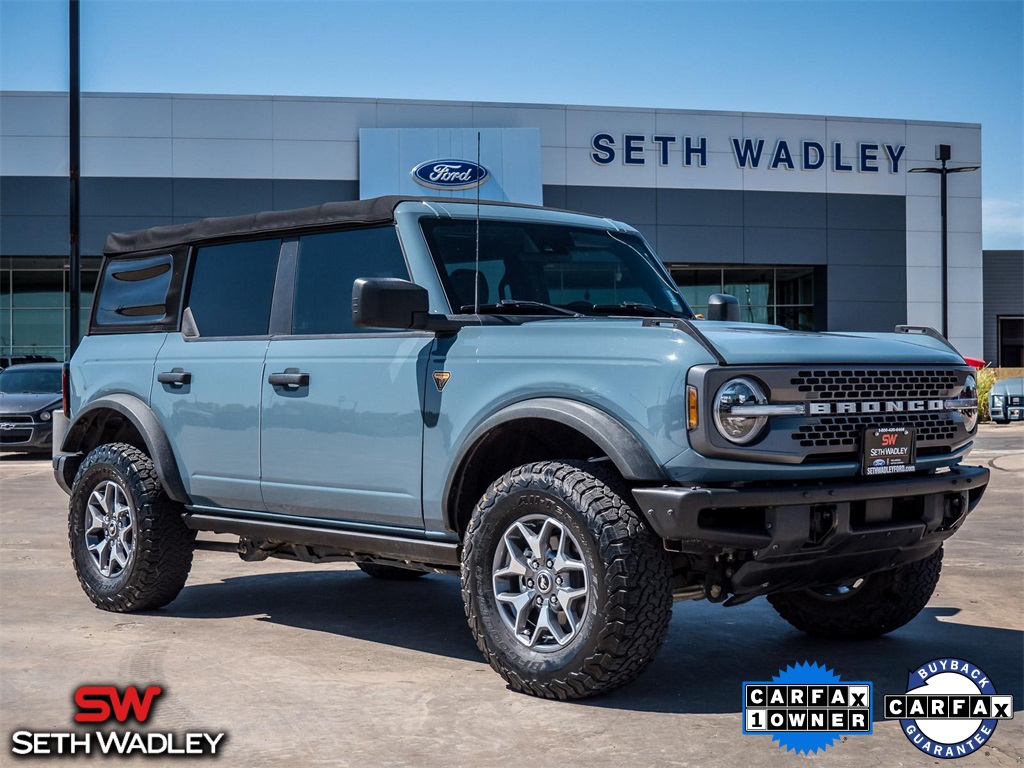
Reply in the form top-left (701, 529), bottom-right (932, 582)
top-left (356, 562), bottom-right (427, 580)
top-left (69, 443), bottom-right (195, 612)
top-left (462, 461), bottom-right (672, 699)
top-left (767, 547), bottom-right (943, 639)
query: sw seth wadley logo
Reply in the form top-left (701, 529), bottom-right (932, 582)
top-left (10, 685), bottom-right (226, 757)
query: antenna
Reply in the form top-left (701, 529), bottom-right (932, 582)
top-left (474, 131), bottom-right (481, 315)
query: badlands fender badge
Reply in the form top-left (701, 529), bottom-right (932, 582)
top-left (433, 371), bottom-right (451, 392)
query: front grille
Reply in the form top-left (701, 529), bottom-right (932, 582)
top-left (1010, 396), bottom-right (1023, 406)
top-left (691, 364), bottom-right (972, 466)
top-left (785, 367), bottom-right (967, 459)
top-left (0, 430), bottom-right (33, 444)
top-left (0, 415), bottom-right (34, 424)
top-left (792, 412), bottom-right (958, 449)
top-left (790, 369), bottom-right (960, 400)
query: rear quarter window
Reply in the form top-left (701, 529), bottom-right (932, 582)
top-left (93, 251), bottom-right (185, 330)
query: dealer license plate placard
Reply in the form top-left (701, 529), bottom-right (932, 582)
top-left (863, 427), bottom-right (916, 476)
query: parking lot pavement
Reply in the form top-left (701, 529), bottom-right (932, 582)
top-left (2, 425), bottom-right (1021, 767)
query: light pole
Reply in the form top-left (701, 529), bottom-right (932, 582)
top-left (69, 0), bottom-right (81, 357)
top-left (909, 144), bottom-right (979, 340)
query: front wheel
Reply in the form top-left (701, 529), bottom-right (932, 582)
top-left (462, 461), bottom-right (672, 700)
top-left (767, 547), bottom-right (943, 639)
top-left (69, 442), bottom-right (195, 612)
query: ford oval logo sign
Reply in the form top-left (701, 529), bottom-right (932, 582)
top-left (411, 159), bottom-right (490, 190)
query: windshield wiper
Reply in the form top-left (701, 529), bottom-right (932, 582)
top-left (459, 299), bottom-right (581, 317)
top-left (587, 301), bottom-right (685, 318)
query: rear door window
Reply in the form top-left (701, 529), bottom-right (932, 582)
top-left (188, 239), bottom-right (281, 337)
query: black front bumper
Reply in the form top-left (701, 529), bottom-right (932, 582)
top-left (991, 403), bottom-right (1023, 421)
top-left (633, 465), bottom-right (989, 595)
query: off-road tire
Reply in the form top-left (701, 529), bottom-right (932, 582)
top-left (767, 546), bottom-right (943, 639)
top-left (356, 562), bottom-right (427, 580)
top-left (462, 460), bottom-right (673, 700)
top-left (69, 442), bottom-right (195, 612)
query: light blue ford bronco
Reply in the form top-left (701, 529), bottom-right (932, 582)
top-left (54, 196), bottom-right (989, 699)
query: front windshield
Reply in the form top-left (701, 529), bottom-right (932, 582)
top-left (0, 368), bottom-right (61, 394)
top-left (421, 219), bottom-right (692, 318)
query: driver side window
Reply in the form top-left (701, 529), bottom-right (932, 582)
top-left (291, 227), bottom-right (409, 335)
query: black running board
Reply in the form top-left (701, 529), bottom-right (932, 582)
top-left (183, 513), bottom-right (461, 567)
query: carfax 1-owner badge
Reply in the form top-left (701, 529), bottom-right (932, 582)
top-left (885, 658), bottom-right (1014, 758)
top-left (742, 661), bottom-right (872, 755)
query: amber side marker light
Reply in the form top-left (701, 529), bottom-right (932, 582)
top-left (687, 386), bottom-right (699, 430)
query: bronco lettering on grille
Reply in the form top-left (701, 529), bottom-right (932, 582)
top-left (808, 400), bottom-right (947, 414)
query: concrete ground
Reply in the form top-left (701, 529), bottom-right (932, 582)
top-left (1, 424), bottom-right (1021, 767)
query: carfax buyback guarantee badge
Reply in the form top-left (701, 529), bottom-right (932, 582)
top-left (885, 658), bottom-right (1014, 759)
top-left (742, 661), bottom-right (872, 755)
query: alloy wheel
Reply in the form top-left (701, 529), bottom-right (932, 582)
top-left (492, 514), bottom-right (590, 652)
top-left (84, 479), bottom-right (135, 577)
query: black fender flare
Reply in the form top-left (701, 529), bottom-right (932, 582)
top-left (61, 394), bottom-right (190, 504)
top-left (443, 397), bottom-right (666, 530)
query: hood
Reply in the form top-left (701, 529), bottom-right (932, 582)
top-left (993, 377), bottom-right (1024, 396)
top-left (0, 393), bottom-right (61, 415)
top-left (694, 322), bottom-right (967, 366)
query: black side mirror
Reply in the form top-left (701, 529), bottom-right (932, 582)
top-left (352, 278), bottom-right (460, 333)
top-left (352, 278), bottom-right (429, 330)
top-left (706, 293), bottom-right (740, 322)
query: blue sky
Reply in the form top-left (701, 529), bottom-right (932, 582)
top-left (2, 0), bottom-right (1022, 248)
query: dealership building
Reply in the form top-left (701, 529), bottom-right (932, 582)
top-left (1, 90), bottom-right (1007, 362)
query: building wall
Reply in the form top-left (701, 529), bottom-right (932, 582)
top-left (1, 175), bottom-right (360, 256)
top-left (0, 91), bottom-right (985, 356)
top-left (982, 250), bottom-right (1024, 365)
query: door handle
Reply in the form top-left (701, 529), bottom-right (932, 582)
top-left (268, 372), bottom-right (310, 388)
top-left (157, 371), bottom-right (192, 386)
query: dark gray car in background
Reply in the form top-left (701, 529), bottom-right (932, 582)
top-left (0, 363), bottom-right (63, 453)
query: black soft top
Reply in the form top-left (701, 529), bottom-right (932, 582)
top-left (103, 195), bottom-right (544, 256)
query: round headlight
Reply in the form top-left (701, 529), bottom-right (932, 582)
top-left (961, 374), bottom-right (978, 432)
top-left (713, 377), bottom-right (768, 444)
top-left (40, 410), bottom-right (52, 421)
